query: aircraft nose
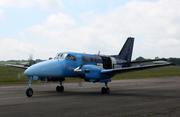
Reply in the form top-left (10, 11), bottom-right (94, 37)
top-left (24, 67), bottom-right (34, 76)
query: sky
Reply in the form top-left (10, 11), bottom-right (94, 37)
top-left (0, 0), bottom-right (180, 60)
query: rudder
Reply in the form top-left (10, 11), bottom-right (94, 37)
top-left (118, 37), bottom-right (134, 62)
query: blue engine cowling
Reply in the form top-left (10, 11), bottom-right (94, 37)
top-left (80, 65), bottom-right (114, 83)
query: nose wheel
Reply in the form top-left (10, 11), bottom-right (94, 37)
top-left (26, 88), bottom-right (33, 97)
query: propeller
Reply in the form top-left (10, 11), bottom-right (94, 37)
top-left (17, 54), bottom-right (34, 79)
top-left (29, 54), bottom-right (33, 66)
top-left (64, 63), bottom-right (87, 88)
top-left (78, 78), bottom-right (82, 88)
top-left (17, 72), bottom-right (25, 79)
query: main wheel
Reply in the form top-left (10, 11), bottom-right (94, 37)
top-left (101, 87), bottom-right (106, 94)
top-left (105, 87), bottom-right (110, 94)
top-left (56, 86), bottom-right (60, 92)
top-left (56, 86), bottom-right (64, 92)
top-left (26, 88), bottom-right (33, 97)
top-left (60, 86), bottom-right (64, 92)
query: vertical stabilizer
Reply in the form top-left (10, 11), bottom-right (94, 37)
top-left (118, 37), bottom-right (134, 62)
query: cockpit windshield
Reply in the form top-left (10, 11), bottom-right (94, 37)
top-left (54, 53), bottom-right (68, 59)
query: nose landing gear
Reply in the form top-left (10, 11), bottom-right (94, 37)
top-left (26, 76), bottom-right (33, 97)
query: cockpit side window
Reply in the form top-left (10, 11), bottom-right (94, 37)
top-left (68, 56), bottom-right (72, 60)
top-left (72, 55), bottom-right (77, 61)
top-left (65, 54), bottom-right (74, 61)
top-left (65, 54), bottom-right (70, 60)
top-left (54, 53), bottom-right (68, 59)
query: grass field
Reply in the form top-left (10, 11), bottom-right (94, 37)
top-left (0, 65), bottom-right (180, 85)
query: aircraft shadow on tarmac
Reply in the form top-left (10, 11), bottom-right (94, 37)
top-left (31, 88), bottom-right (180, 99)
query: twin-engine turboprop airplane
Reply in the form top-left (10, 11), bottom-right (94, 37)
top-left (6, 37), bottom-right (174, 97)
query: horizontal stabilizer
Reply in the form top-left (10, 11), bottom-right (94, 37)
top-left (125, 59), bottom-right (168, 65)
top-left (100, 62), bottom-right (174, 75)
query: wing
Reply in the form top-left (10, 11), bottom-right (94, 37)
top-left (100, 62), bottom-right (174, 75)
top-left (6, 64), bottom-right (29, 69)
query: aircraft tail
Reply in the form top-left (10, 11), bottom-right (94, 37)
top-left (118, 37), bottom-right (134, 62)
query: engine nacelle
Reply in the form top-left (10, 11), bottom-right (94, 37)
top-left (80, 65), bottom-right (114, 82)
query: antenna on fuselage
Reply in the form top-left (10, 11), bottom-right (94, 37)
top-left (98, 51), bottom-right (100, 55)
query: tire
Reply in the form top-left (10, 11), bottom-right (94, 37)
top-left (26, 88), bottom-right (33, 97)
top-left (101, 87), bottom-right (106, 94)
top-left (60, 86), bottom-right (64, 92)
top-left (56, 86), bottom-right (64, 92)
top-left (105, 87), bottom-right (110, 94)
top-left (56, 86), bottom-right (60, 92)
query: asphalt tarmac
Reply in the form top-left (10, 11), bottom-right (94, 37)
top-left (1, 77), bottom-right (180, 117)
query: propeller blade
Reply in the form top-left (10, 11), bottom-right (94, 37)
top-left (78, 78), bottom-right (83, 88)
top-left (74, 67), bottom-right (82, 75)
top-left (17, 72), bottom-right (25, 79)
top-left (29, 54), bottom-right (33, 66)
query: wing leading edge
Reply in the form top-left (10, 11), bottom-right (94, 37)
top-left (100, 62), bottom-right (174, 75)
top-left (5, 64), bottom-right (29, 69)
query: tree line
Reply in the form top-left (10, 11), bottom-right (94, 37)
top-left (135, 56), bottom-right (180, 65)
top-left (0, 59), bottom-right (45, 62)
top-left (1, 57), bottom-right (180, 66)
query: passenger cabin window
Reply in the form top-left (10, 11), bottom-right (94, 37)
top-left (82, 56), bottom-right (99, 63)
top-left (98, 57), bottom-right (102, 63)
top-left (90, 57), bottom-right (94, 62)
top-left (94, 57), bottom-right (98, 63)
top-left (82, 56), bottom-right (86, 62)
top-left (86, 56), bottom-right (90, 62)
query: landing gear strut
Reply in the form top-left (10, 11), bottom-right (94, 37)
top-left (26, 76), bottom-right (33, 97)
top-left (56, 81), bottom-right (64, 92)
top-left (101, 82), bottom-right (110, 94)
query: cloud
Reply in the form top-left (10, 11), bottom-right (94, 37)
top-left (0, 38), bottom-right (34, 60)
top-left (0, 8), bottom-right (5, 21)
top-left (25, 0), bottom-right (180, 59)
top-left (157, 39), bottom-right (180, 47)
top-left (135, 38), bottom-right (180, 58)
top-left (0, 38), bottom-right (54, 60)
top-left (82, 0), bottom-right (180, 39)
top-left (0, 0), bottom-right (64, 9)
top-left (44, 13), bottom-right (76, 29)
top-left (26, 12), bottom-right (123, 55)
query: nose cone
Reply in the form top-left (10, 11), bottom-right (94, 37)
top-left (24, 66), bottom-right (35, 76)
top-left (24, 59), bottom-right (63, 77)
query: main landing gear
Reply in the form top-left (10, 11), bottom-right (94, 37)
top-left (56, 81), bottom-right (64, 92)
top-left (101, 82), bottom-right (110, 94)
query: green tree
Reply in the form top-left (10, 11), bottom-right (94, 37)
top-left (135, 56), bottom-right (146, 61)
